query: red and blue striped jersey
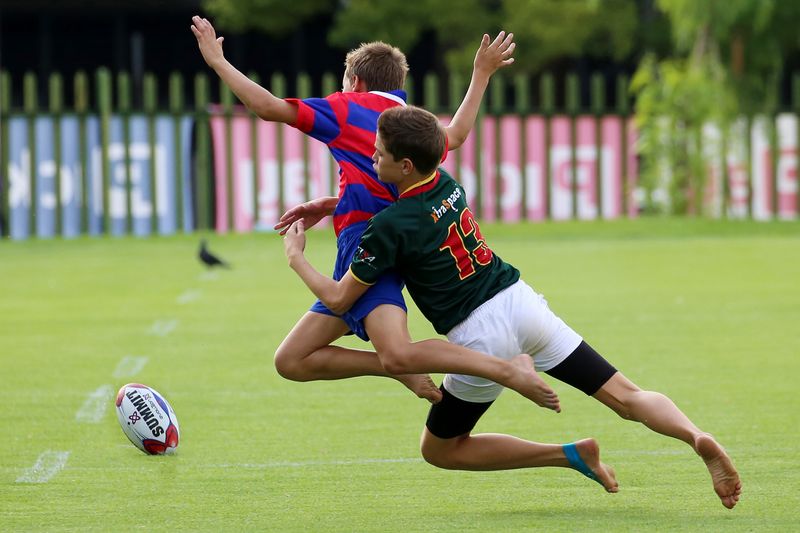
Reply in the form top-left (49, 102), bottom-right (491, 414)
top-left (285, 90), bottom-right (407, 236)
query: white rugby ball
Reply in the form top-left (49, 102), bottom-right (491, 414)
top-left (115, 383), bottom-right (180, 455)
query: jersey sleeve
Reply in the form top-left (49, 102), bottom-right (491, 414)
top-left (284, 93), bottom-right (347, 145)
top-left (349, 215), bottom-right (398, 286)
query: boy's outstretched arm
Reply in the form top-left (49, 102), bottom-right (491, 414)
top-left (283, 220), bottom-right (368, 313)
top-left (445, 31), bottom-right (516, 150)
top-left (191, 16), bottom-right (297, 124)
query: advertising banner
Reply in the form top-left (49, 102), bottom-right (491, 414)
top-left (210, 116), bottom-right (333, 233)
top-left (773, 114), bottom-right (798, 219)
top-left (525, 117), bottom-right (547, 220)
top-left (8, 118), bottom-right (31, 240)
top-left (7, 114), bottom-right (193, 239)
top-left (730, 114), bottom-right (796, 220)
top-left (498, 116), bottom-right (523, 222)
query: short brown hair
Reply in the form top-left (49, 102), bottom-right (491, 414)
top-left (378, 106), bottom-right (445, 176)
top-left (344, 42), bottom-right (408, 92)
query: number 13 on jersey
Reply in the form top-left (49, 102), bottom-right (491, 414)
top-left (438, 208), bottom-right (494, 280)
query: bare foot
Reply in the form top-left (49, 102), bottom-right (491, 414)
top-left (395, 374), bottom-right (442, 404)
top-left (571, 438), bottom-right (619, 493)
top-left (694, 433), bottom-right (741, 509)
top-left (508, 354), bottom-right (561, 412)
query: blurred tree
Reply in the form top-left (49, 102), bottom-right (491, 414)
top-left (202, 0), bottom-right (650, 77)
top-left (328, 0), bottom-right (501, 72)
top-left (202, 0), bottom-right (334, 36)
top-left (329, 0), bottom-right (640, 74)
top-left (632, 0), bottom-right (800, 214)
top-left (495, 0), bottom-right (639, 73)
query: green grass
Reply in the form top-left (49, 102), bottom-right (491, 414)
top-left (2, 218), bottom-right (798, 532)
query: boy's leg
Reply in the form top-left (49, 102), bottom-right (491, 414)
top-left (547, 341), bottom-right (741, 508)
top-left (418, 387), bottom-right (618, 492)
top-left (274, 311), bottom-right (371, 380)
top-left (274, 311), bottom-right (440, 400)
top-left (592, 371), bottom-right (741, 509)
top-left (364, 304), bottom-right (560, 410)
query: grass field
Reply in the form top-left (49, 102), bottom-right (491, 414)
top-left (2, 219), bottom-right (799, 532)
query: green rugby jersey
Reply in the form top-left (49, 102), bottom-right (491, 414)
top-left (350, 169), bottom-right (520, 334)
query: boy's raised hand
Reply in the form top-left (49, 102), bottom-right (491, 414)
top-left (274, 197), bottom-right (337, 235)
top-left (473, 31), bottom-right (515, 77)
top-left (190, 16), bottom-right (226, 69)
top-left (283, 220), bottom-right (307, 260)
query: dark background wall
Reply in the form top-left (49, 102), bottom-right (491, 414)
top-left (0, 0), bottom-right (444, 109)
top-left (4, 1), bottom-right (799, 112)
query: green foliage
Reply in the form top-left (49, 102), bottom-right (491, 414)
top-left (328, 0), bottom-right (638, 75)
top-left (329, 0), bottom-right (501, 73)
top-left (202, 0), bottom-right (640, 76)
top-left (202, 0), bottom-right (334, 35)
top-left (328, 0), bottom-right (436, 53)
top-left (632, 0), bottom-right (800, 215)
top-left (631, 54), bottom-right (736, 214)
top-left (498, 0), bottom-right (638, 72)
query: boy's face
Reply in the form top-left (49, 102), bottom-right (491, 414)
top-left (373, 134), bottom-right (407, 184)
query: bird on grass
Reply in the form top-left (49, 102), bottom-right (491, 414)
top-left (198, 239), bottom-right (231, 269)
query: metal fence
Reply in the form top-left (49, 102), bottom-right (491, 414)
top-left (1, 69), bottom-right (797, 240)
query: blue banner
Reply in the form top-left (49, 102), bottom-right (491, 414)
top-left (180, 116), bottom-right (194, 232)
top-left (8, 118), bottom-right (29, 240)
top-left (6, 113), bottom-right (194, 239)
top-left (61, 117), bottom-right (82, 238)
top-left (156, 117), bottom-right (177, 234)
top-left (155, 116), bottom-right (194, 234)
top-left (86, 116), bottom-right (103, 236)
top-left (35, 117), bottom-right (56, 238)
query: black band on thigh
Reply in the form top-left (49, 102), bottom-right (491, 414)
top-left (425, 386), bottom-right (494, 439)
top-left (545, 341), bottom-right (617, 396)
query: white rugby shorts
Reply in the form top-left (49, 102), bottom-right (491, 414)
top-left (443, 279), bottom-right (582, 403)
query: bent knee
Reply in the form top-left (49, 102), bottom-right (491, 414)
top-left (421, 444), bottom-right (456, 469)
top-left (273, 348), bottom-right (310, 382)
top-left (377, 347), bottom-right (414, 375)
top-left (420, 432), bottom-right (463, 469)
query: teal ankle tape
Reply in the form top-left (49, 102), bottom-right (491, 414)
top-left (563, 442), bottom-right (599, 483)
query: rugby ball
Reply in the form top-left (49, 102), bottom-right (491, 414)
top-left (115, 383), bottom-right (180, 455)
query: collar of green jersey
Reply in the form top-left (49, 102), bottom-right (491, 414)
top-left (400, 171), bottom-right (438, 198)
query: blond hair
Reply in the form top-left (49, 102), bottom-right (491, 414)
top-left (344, 42), bottom-right (408, 92)
top-left (378, 106), bottom-right (445, 176)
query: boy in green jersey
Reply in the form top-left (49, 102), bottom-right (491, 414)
top-left (283, 106), bottom-right (741, 508)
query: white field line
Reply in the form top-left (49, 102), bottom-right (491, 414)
top-left (16, 451), bottom-right (70, 483)
top-left (75, 384), bottom-right (114, 423)
top-left (112, 356), bottom-right (149, 379)
top-left (147, 319), bottom-right (178, 337)
top-left (198, 271), bottom-right (219, 281)
top-left (176, 289), bottom-right (202, 305)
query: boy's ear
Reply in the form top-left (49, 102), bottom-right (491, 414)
top-left (401, 158), bottom-right (414, 175)
top-left (352, 75), bottom-right (368, 93)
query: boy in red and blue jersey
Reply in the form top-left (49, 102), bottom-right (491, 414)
top-left (192, 17), bottom-right (553, 407)
top-left (282, 81), bottom-right (409, 340)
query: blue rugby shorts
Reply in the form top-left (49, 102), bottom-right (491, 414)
top-left (309, 222), bottom-right (406, 341)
